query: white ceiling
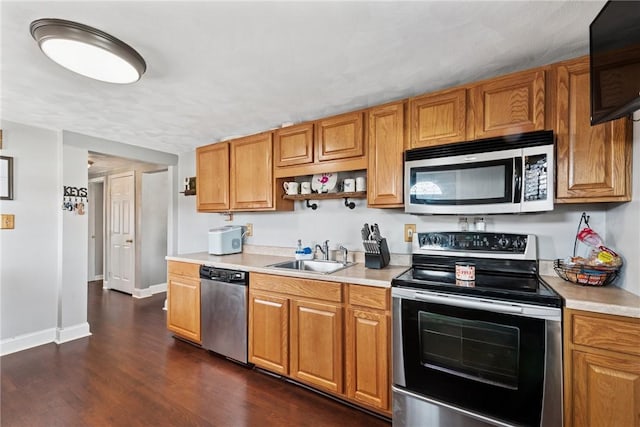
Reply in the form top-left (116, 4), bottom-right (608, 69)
top-left (1, 1), bottom-right (607, 155)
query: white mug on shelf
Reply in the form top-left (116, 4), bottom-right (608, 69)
top-left (283, 181), bottom-right (299, 195)
top-left (343, 178), bottom-right (355, 193)
top-left (300, 182), bottom-right (312, 194)
top-left (356, 177), bottom-right (366, 192)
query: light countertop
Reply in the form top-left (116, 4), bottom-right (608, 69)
top-left (166, 251), bottom-right (640, 317)
top-left (542, 274), bottom-right (640, 319)
top-left (166, 252), bottom-right (409, 288)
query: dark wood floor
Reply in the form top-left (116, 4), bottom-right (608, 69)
top-left (1, 282), bottom-right (391, 426)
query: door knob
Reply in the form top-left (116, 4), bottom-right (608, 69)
top-left (126, 239), bottom-right (133, 243)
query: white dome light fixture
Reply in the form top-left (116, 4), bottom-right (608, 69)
top-left (30, 19), bottom-right (146, 84)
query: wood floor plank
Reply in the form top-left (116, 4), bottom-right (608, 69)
top-left (1, 282), bottom-right (390, 426)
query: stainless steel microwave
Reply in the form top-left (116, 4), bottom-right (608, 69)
top-left (404, 131), bottom-right (554, 215)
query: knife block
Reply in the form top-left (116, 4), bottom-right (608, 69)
top-left (364, 238), bottom-right (390, 269)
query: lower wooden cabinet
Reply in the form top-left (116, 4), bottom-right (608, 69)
top-left (248, 291), bottom-right (289, 375)
top-left (166, 261), bottom-right (201, 344)
top-left (248, 273), bottom-right (391, 415)
top-left (346, 307), bottom-right (389, 409)
top-left (564, 309), bottom-right (640, 427)
top-left (290, 299), bottom-right (343, 393)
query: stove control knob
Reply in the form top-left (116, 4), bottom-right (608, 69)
top-left (497, 236), bottom-right (510, 248)
top-left (513, 237), bottom-right (526, 249)
top-left (431, 235), bottom-right (442, 246)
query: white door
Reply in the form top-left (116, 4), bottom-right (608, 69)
top-left (109, 172), bottom-right (135, 294)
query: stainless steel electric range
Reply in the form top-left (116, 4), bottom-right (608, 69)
top-left (392, 231), bottom-right (562, 427)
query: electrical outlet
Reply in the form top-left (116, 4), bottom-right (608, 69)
top-left (245, 223), bottom-right (253, 237)
top-left (1, 214), bottom-right (15, 229)
top-left (404, 224), bottom-right (416, 242)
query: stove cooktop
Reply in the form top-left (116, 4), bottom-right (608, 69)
top-left (393, 231), bottom-right (562, 307)
top-left (393, 267), bottom-right (561, 307)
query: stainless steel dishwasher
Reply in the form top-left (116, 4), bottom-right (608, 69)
top-left (200, 265), bottom-right (249, 365)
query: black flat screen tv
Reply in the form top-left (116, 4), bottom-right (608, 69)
top-left (590, 0), bottom-right (640, 125)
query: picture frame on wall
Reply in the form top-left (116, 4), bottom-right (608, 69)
top-left (0, 156), bottom-right (14, 200)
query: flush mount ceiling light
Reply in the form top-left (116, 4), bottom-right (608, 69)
top-left (30, 18), bottom-right (146, 84)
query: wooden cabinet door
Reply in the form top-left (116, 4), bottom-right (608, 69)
top-left (275, 123), bottom-right (314, 167)
top-left (469, 69), bottom-right (546, 139)
top-left (167, 274), bottom-right (201, 343)
top-left (196, 142), bottom-right (229, 211)
top-left (409, 88), bottom-right (467, 148)
top-left (316, 111), bottom-right (364, 162)
top-left (290, 299), bottom-right (343, 393)
top-left (572, 350), bottom-right (640, 427)
top-left (230, 132), bottom-right (274, 210)
top-left (345, 308), bottom-right (389, 411)
top-left (554, 57), bottom-right (632, 202)
top-left (248, 291), bottom-right (289, 375)
top-left (368, 102), bottom-right (405, 208)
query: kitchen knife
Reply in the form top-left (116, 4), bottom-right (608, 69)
top-left (372, 224), bottom-right (381, 241)
top-left (362, 223), bottom-right (370, 241)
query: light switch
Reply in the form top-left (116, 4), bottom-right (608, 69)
top-left (1, 214), bottom-right (15, 229)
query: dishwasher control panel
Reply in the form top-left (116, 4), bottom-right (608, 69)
top-left (200, 265), bottom-right (247, 284)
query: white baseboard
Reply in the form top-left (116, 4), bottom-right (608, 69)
top-left (55, 322), bottom-right (92, 344)
top-left (0, 328), bottom-right (56, 356)
top-left (133, 282), bottom-right (167, 299)
top-left (103, 280), bottom-right (110, 290)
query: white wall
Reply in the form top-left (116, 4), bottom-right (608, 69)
top-left (60, 145), bottom-right (90, 336)
top-left (0, 121), bottom-right (178, 354)
top-left (141, 170), bottom-right (168, 288)
top-left (606, 112), bottom-right (640, 296)
top-left (176, 148), bottom-right (607, 262)
top-left (0, 122), bottom-right (60, 347)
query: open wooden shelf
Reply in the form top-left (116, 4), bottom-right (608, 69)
top-left (283, 191), bottom-right (366, 201)
top-left (283, 191), bottom-right (366, 210)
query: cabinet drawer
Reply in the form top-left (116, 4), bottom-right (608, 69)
top-left (572, 312), bottom-right (640, 357)
top-left (167, 261), bottom-right (200, 278)
top-left (251, 273), bottom-right (343, 303)
top-left (348, 285), bottom-right (389, 310)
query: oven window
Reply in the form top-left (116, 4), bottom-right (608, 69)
top-left (410, 158), bottom-right (514, 205)
top-left (419, 312), bottom-right (519, 389)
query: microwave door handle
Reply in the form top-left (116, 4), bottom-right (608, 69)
top-left (513, 157), bottom-right (523, 203)
top-left (414, 292), bottom-right (524, 314)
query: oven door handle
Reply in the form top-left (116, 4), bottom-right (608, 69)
top-left (414, 292), bottom-right (524, 314)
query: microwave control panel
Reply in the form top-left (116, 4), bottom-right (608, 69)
top-left (524, 154), bottom-right (548, 201)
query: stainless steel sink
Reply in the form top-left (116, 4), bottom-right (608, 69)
top-left (266, 259), bottom-right (356, 275)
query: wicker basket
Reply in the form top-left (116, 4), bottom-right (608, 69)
top-left (553, 259), bottom-right (619, 287)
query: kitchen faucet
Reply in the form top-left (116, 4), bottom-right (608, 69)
top-left (338, 245), bottom-right (348, 265)
top-left (315, 240), bottom-right (330, 261)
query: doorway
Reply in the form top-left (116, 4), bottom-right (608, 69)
top-left (88, 178), bottom-right (105, 281)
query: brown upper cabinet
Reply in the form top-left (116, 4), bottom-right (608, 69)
top-left (408, 68), bottom-right (547, 148)
top-left (196, 142), bottom-right (230, 211)
top-left (274, 123), bottom-right (314, 168)
top-left (197, 133), bottom-right (293, 212)
top-left (316, 111), bottom-right (364, 161)
top-left (368, 102), bottom-right (405, 207)
top-left (553, 56), bottom-right (632, 203)
top-left (274, 111), bottom-right (367, 177)
top-left (468, 69), bottom-right (546, 139)
top-left (409, 87), bottom-right (467, 149)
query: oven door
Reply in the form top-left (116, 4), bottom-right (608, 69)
top-left (392, 288), bottom-right (562, 427)
top-left (404, 149), bottom-right (523, 215)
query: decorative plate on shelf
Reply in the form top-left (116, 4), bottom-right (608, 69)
top-left (311, 173), bottom-right (337, 193)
